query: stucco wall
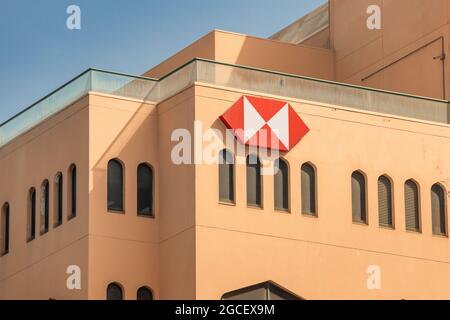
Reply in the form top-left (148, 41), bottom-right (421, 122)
top-left (0, 96), bottom-right (90, 299)
top-left (330, 0), bottom-right (450, 100)
top-left (193, 84), bottom-right (450, 299)
top-left (144, 30), bottom-right (335, 80)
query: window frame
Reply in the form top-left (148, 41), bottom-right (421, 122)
top-left (68, 164), bottom-right (77, 221)
top-left (218, 149), bottom-right (236, 205)
top-left (351, 170), bottom-right (368, 225)
top-left (431, 183), bottom-right (448, 237)
top-left (404, 179), bottom-right (422, 234)
top-left (27, 188), bottom-right (37, 243)
top-left (1, 203), bottom-right (10, 256)
top-left (137, 163), bottom-right (155, 218)
top-left (300, 162), bottom-right (318, 217)
top-left (246, 154), bottom-right (263, 209)
top-left (377, 174), bottom-right (395, 230)
top-left (137, 286), bottom-right (154, 300)
top-left (107, 159), bottom-right (125, 214)
top-left (40, 180), bottom-right (50, 236)
top-left (106, 282), bottom-right (124, 300)
top-left (274, 158), bottom-right (290, 213)
top-left (54, 172), bottom-right (63, 228)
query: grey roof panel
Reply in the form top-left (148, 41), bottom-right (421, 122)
top-left (269, 3), bottom-right (329, 45)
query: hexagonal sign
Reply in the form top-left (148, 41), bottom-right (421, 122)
top-left (220, 95), bottom-right (309, 151)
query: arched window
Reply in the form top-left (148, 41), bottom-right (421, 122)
top-left (378, 175), bottom-right (393, 228)
top-left (431, 184), bottom-right (447, 236)
top-left (301, 163), bottom-right (317, 216)
top-left (219, 149), bottom-right (234, 203)
top-left (405, 180), bottom-right (420, 232)
top-left (247, 155), bottom-right (262, 208)
top-left (40, 180), bottom-right (49, 235)
top-left (54, 172), bottom-right (63, 227)
top-left (137, 286), bottom-right (153, 300)
top-left (27, 188), bottom-right (36, 242)
top-left (1, 203), bottom-right (10, 256)
top-left (107, 282), bottom-right (123, 300)
top-left (68, 164), bottom-right (77, 220)
top-left (137, 164), bottom-right (154, 217)
top-left (274, 159), bottom-right (289, 211)
top-left (351, 171), bottom-right (367, 224)
top-left (108, 159), bottom-right (124, 212)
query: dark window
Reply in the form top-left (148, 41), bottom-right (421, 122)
top-left (68, 165), bottom-right (77, 220)
top-left (219, 149), bottom-right (234, 203)
top-left (247, 155), bottom-right (262, 207)
top-left (405, 180), bottom-right (420, 232)
top-left (274, 159), bottom-right (289, 211)
top-left (301, 163), bottom-right (316, 216)
top-left (54, 173), bottom-right (63, 227)
top-left (107, 283), bottom-right (123, 300)
top-left (137, 164), bottom-right (154, 217)
top-left (40, 181), bottom-right (49, 235)
top-left (431, 184), bottom-right (447, 236)
top-left (27, 188), bottom-right (36, 242)
top-left (222, 281), bottom-right (302, 300)
top-left (352, 171), bottom-right (367, 223)
top-left (1, 203), bottom-right (10, 256)
top-left (108, 159), bottom-right (124, 212)
top-left (378, 175), bottom-right (393, 228)
top-left (137, 286), bottom-right (153, 300)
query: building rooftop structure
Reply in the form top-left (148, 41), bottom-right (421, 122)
top-left (1, 1), bottom-right (450, 300)
top-left (1, 55), bottom-right (448, 149)
top-left (270, 2), bottom-right (330, 48)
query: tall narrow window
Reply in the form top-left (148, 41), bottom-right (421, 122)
top-left (1, 203), bottom-right (10, 256)
top-left (301, 163), bottom-right (317, 216)
top-left (405, 180), bottom-right (420, 232)
top-left (352, 171), bottom-right (367, 224)
top-left (68, 164), bottom-right (77, 220)
top-left (219, 149), bottom-right (234, 203)
top-left (54, 173), bottom-right (63, 227)
top-left (378, 175), bottom-right (393, 228)
top-left (40, 180), bottom-right (49, 235)
top-left (274, 159), bottom-right (289, 211)
top-left (108, 159), bottom-right (124, 212)
top-left (27, 188), bottom-right (36, 242)
top-left (107, 282), bottom-right (123, 300)
top-left (137, 163), bottom-right (154, 217)
top-left (137, 286), bottom-right (153, 300)
top-left (431, 184), bottom-right (447, 236)
top-left (247, 155), bottom-right (262, 207)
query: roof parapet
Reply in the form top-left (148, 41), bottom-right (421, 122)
top-left (1, 58), bottom-right (448, 149)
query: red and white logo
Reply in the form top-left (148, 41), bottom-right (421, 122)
top-left (220, 96), bottom-right (309, 151)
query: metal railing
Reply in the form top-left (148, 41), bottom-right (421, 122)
top-left (1, 58), bottom-right (448, 148)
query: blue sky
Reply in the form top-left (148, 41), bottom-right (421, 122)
top-left (0, 0), bottom-right (326, 122)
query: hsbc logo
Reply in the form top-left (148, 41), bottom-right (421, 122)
top-left (220, 96), bottom-right (309, 151)
top-left (170, 95), bottom-right (309, 174)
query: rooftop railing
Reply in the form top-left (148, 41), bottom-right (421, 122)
top-left (1, 58), bottom-right (448, 148)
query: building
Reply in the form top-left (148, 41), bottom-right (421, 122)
top-left (0, 0), bottom-right (449, 300)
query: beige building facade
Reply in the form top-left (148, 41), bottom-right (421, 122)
top-left (0, 0), bottom-right (449, 300)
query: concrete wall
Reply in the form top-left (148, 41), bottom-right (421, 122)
top-left (144, 30), bottom-right (335, 80)
top-left (300, 27), bottom-right (330, 49)
top-left (0, 83), bottom-right (448, 300)
top-left (330, 0), bottom-right (450, 99)
top-left (86, 91), bottom-right (198, 300)
top-left (193, 84), bottom-right (450, 299)
top-left (146, 0), bottom-right (450, 101)
top-left (0, 90), bottom-right (198, 300)
top-left (1, 0), bottom-right (450, 300)
top-left (87, 94), bottom-right (160, 300)
top-left (0, 96), bottom-right (90, 299)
